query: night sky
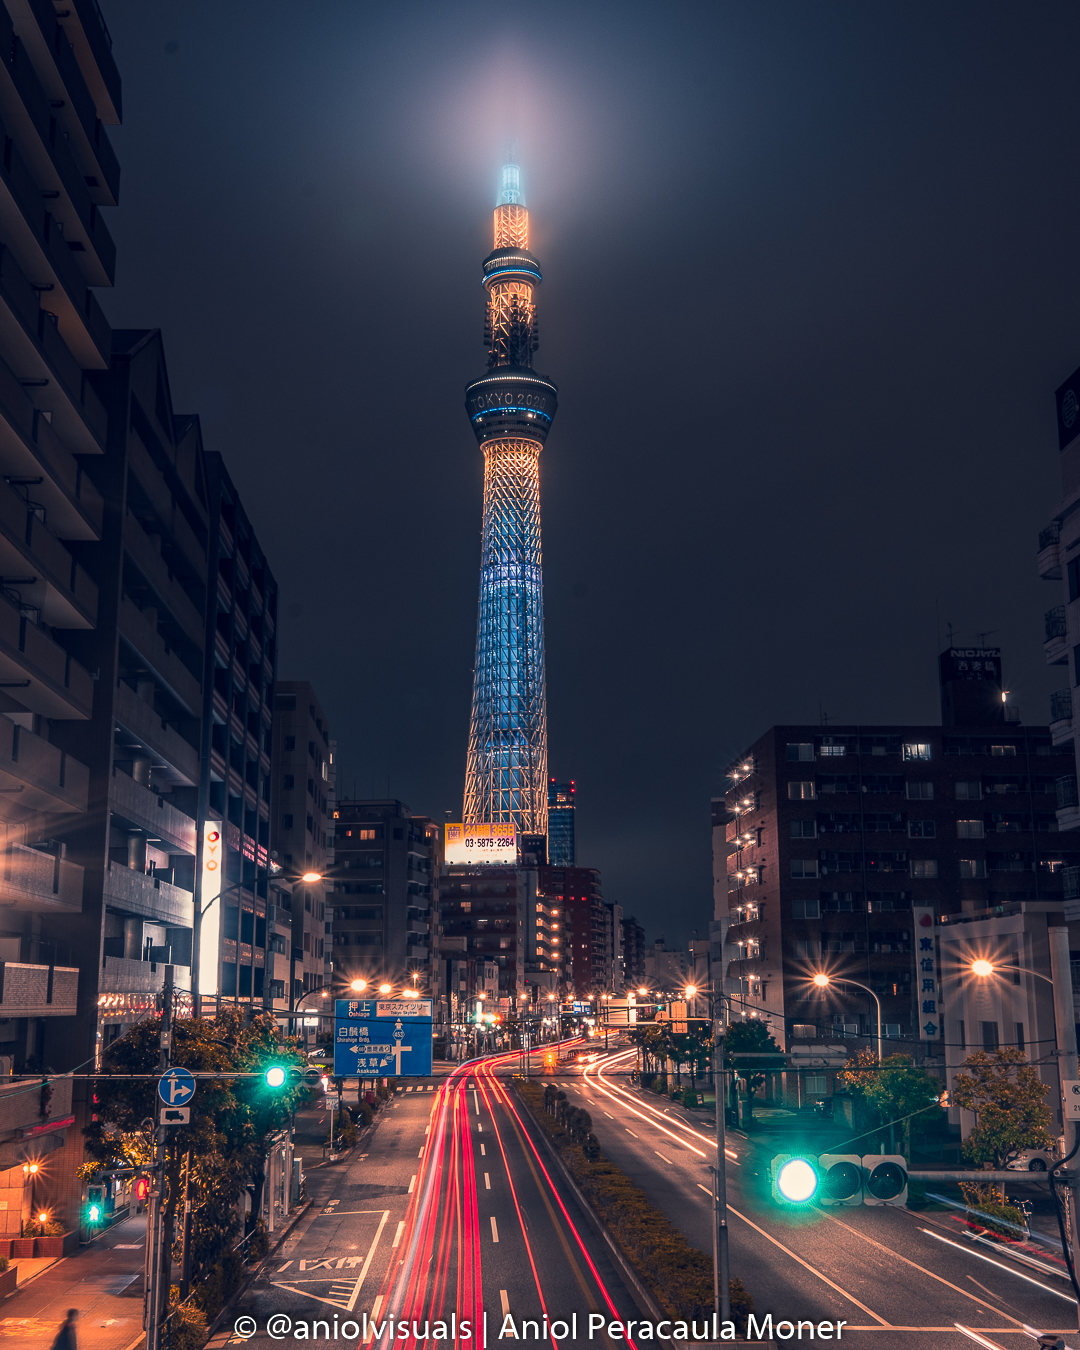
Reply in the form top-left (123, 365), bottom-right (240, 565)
top-left (101, 1), bottom-right (1080, 947)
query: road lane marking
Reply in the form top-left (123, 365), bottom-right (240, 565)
top-left (478, 1123), bottom-right (483, 1132)
top-left (728, 1203), bottom-right (889, 1325)
top-left (417, 1148), bottom-right (424, 1157)
top-left (604, 1112), bottom-right (614, 1118)
top-left (480, 1143), bottom-right (486, 1155)
top-left (654, 1151), bottom-right (673, 1164)
top-left (408, 1175), bottom-right (416, 1193)
top-left (953, 1328), bottom-right (1008, 1350)
top-left (485, 1173), bottom-right (491, 1189)
top-left (625, 1128), bottom-right (638, 1137)
top-left (920, 1228), bottom-right (1073, 1304)
top-left (820, 1212), bottom-right (1027, 1326)
top-left (392, 1221), bottom-right (405, 1249)
top-left (500, 1291), bottom-right (510, 1317)
top-left (490, 1217), bottom-right (499, 1243)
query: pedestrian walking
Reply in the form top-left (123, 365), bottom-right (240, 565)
top-left (50, 1308), bottom-right (78, 1350)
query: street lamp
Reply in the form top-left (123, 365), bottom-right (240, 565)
top-left (350, 979), bottom-right (368, 992)
top-left (378, 983), bottom-right (392, 995)
top-left (969, 932), bottom-right (1080, 1329)
top-left (813, 972), bottom-right (882, 1062)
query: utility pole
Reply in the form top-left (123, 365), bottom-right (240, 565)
top-left (145, 965), bottom-right (174, 1350)
top-left (1048, 928), bottom-right (1080, 1335)
top-left (712, 1014), bottom-right (731, 1327)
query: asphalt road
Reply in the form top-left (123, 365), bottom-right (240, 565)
top-left (558, 1043), bottom-right (1080, 1350)
top-left (224, 1045), bottom-right (654, 1350)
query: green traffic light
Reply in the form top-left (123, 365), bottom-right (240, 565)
top-left (265, 1066), bottom-right (286, 1088)
top-left (775, 1158), bottom-right (818, 1203)
top-left (87, 1204), bottom-right (100, 1223)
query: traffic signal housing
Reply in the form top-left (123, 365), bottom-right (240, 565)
top-left (862, 1154), bottom-right (907, 1206)
top-left (817, 1154), bottom-right (863, 1207)
top-left (135, 1177), bottom-right (149, 1203)
top-left (770, 1155), bottom-right (819, 1206)
top-left (265, 1066), bottom-right (303, 1090)
top-left (85, 1183), bottom-right (105, 1226)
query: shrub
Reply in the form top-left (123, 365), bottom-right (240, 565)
top-left (166, 1286), bottom-right (209, 1350)
top-left (958, 1181), bottom-right (1025, 1239)
top-left (376, 1084), bottom-right (389, 1102)
top-left (682, 1088), bottom-right (698, 1110)
top-left (191, 1250), bottom-right (242, 1320)
top-left (246, 1220), bottom-right (268, 1264)
top-left (354, 1099), bottom-right (374, 1128)
top-left (514, 1080), bottom-right (753, 1333)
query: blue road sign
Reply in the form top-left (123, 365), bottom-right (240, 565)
top-left (334, 999), bottom-right (433, 1078)
top-left (158, 1067), bottom-right (196, 1106)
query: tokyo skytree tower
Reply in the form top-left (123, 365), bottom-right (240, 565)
top-left (462, 163), bottom-right (558, 835)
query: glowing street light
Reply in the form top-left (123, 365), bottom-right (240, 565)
top-left (301, 871), bottom-right (322, 883)
top-left (971, 959), bottom-right (994, 978)
top-left (378, 983), bottom-right (392, 995)
top-left (813, 972), bottom-right (882, 1061)
top-left (350, 979), bottom-right (367, 992)
top-left (685, 985), bottom-right (698, 999)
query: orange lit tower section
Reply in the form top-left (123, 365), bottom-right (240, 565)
top-left (463, 163), bottom-right (558, 835)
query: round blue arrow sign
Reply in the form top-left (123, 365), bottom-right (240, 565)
top-left (158, 1067), bottom-right (196, 1106)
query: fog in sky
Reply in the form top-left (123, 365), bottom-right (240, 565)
top-left (102, 1), bottom-right (1080, 946)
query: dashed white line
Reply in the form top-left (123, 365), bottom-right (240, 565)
top-left (625, 1129), bottom-right (638, 1138)
top-left (697, 1184), bottom-right (712, 1197)
top-left (392, 1221), bottom-right (405, 1249)
top-left (480, 1144), bottom-right (486, 1155)
top-left (408, 1175), bottom-right (416, 1194)
top-left (484, 1173), bottom-right (491, 1189)
top-left (490, 1217), bottom-right (499, 1243)
top-left (654, 1151), bottom-right (673, 1164)
top-left (500, 1290), bottom-right (510, 1317)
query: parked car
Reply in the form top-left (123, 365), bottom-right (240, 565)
top-left (1005, 1147), bottom-right (1057, 1172)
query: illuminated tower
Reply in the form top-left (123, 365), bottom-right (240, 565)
top-left (463, 163), bottom-right (558, 834)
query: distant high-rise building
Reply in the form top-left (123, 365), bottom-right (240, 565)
top-left (537, 865), bottom-right (605, 996)
top-left (269, 682), bottom-right (334, 1038)
top-left (331, 800), bottom-right (438, 992)
top-left (622, 917), bottom-right (646, 988)
top-left (463, 162), bottom-right (558, 836)
top-left (548, 780), bottom-right (575, 865)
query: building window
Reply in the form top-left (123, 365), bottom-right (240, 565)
top-left (819, 745), bottom-right (847, 758)
top-left (958, 1020), bottom-right (965, 1048)
top-left (990, 745), bottom-right (1017, 757)
top-left (791, 898), bottom-right (820, 919)
top-left (910, 860), bottom-right (937, 878)
top-left (360, 828), bottom-right (377, 840)
top-left (787, 743), bottom-right (814, 761)
top-left (981, 1021), bottom-right (999, 1052)
top-left (908, 821), bottom-right (935, 839)
top-left (282, 814), bottom-right (293, 828)
top-left (794, 939), bottom-right (820, 958)
top-left (903, 743), bottom-right (932, 761)
top-left (958, 859), bottom-right (987, 879)
top-left (790, 859), bottom-right (819, 879)
top-left (1015, 1022), bottom-right (1025, 1051)
top-left (283, 774), bottom-right (294, 789)
top-left (790, 820), bottom-right (817, 838)
top-left (906, 782), bottom-right (933, 800)
top-left (284, 736), bottom-right (295, 751)
top-left (804, 1076), bottom-right (827, 1095)
top-left (957, 820), bottom-right (985, 839)
top-left (788, 782), bottom-right (815, 800)
top-left (955, 781), bottom-right (982, 800)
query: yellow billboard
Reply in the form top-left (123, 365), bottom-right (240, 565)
top-left (444, 822), bottom-right (517, 865)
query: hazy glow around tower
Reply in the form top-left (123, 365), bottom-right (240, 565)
top-left (499, 162), bottom-right (523, 206)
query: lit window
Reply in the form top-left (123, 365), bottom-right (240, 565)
top-left (959, 859), bottom-right (987, 879)
top-left (910, 860), bottom-right (938, 878)
top-left (991, 745), bottom-right (1017, 757)
top-left (903, 743), bottom-right (932, 761)
top-left (819, 745), bottom-right (847, 757)
top-left (957, 820), bottom-right (985, 839)
top-left (788, 782), bottom-right (815, 800)
top-left (790, 859), bottom-right (819, 879)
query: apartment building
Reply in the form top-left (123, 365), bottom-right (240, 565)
top-left (439, 864), bottom-right (528, 1006)
top-left (537, 865), bottom-right (605, 997)
top-left (714, 699), bottom-right (1073, 1056)
top-left (331, 800), bottom-right (438, 993)
top-left (269, 682), bottom-right (332, 1034)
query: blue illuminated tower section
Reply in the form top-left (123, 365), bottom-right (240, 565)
top-left (463, 164), bottom-right (558, 834)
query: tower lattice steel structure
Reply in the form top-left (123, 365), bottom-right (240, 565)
top-left (463, 163), bottom-right (558, 835)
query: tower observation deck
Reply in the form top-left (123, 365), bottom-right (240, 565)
top-left (463, 163), bottom-right (558, 835)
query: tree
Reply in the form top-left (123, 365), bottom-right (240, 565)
top-left (81, 1006), bottom-right (305, 1323)
top-left (838, 1050), bottom-right (944, 1156)
top-left (723, 1021), bottom-right (781, 1119)
top-left (951, 1047), bottom-right (1053, 1171)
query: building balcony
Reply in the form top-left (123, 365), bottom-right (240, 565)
top-left (53, 0), bottom-right (122, 132)
top-left (0, 27), bottom-right (115, 284)
top-left (0, 714), bottom-right (87, 817)
top-left (1051, 688), bottom-right (1073, 747)
top-left (118, 595), bottom-right (201, 718)
top-left (0, 843), bottom-right (82, 913)
top-left (0, 961), bottom-right (76, 1016)
top-left (0, 350), bottom-right (102, 541)
top-left (0, 587), bottom-right (91, 720)
top-left (107, 768), bottom-right (196, 855)
top-left (112, 680), bottom-right (199, 787)
top-left (102, 861), bottom-right (194, 927)
top-left (1045, 606), bottom-right (1068, 666)
top-left (100, 954), bottom-right (190, 994)
top-left (0, 473), bottom-right (96, 629)
top-left (123, 518), bottom-right (205, 650)
top-left (1038, 522), bottom-right (1062, 581)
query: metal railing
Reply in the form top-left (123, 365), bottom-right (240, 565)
top-left (1057, 775), bottom-right (1079, 810)
top-left (1040, 522), bottom-right (1061, 551)
top-left (1052, 689), bottom-right (1073, 723)
top-left (1045, 606), bottom-right (1067, 641)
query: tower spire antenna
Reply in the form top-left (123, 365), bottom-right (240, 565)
top-left (462, 164), bottom-right (558, 835)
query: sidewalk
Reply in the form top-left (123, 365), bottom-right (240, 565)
top-left (0, 1214), bottom-right (147, 1350)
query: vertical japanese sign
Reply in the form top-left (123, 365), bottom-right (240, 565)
top-left (198, 820), bottom-right (223, 996)
top-left (913, 906), bottom-right (939, 1040)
